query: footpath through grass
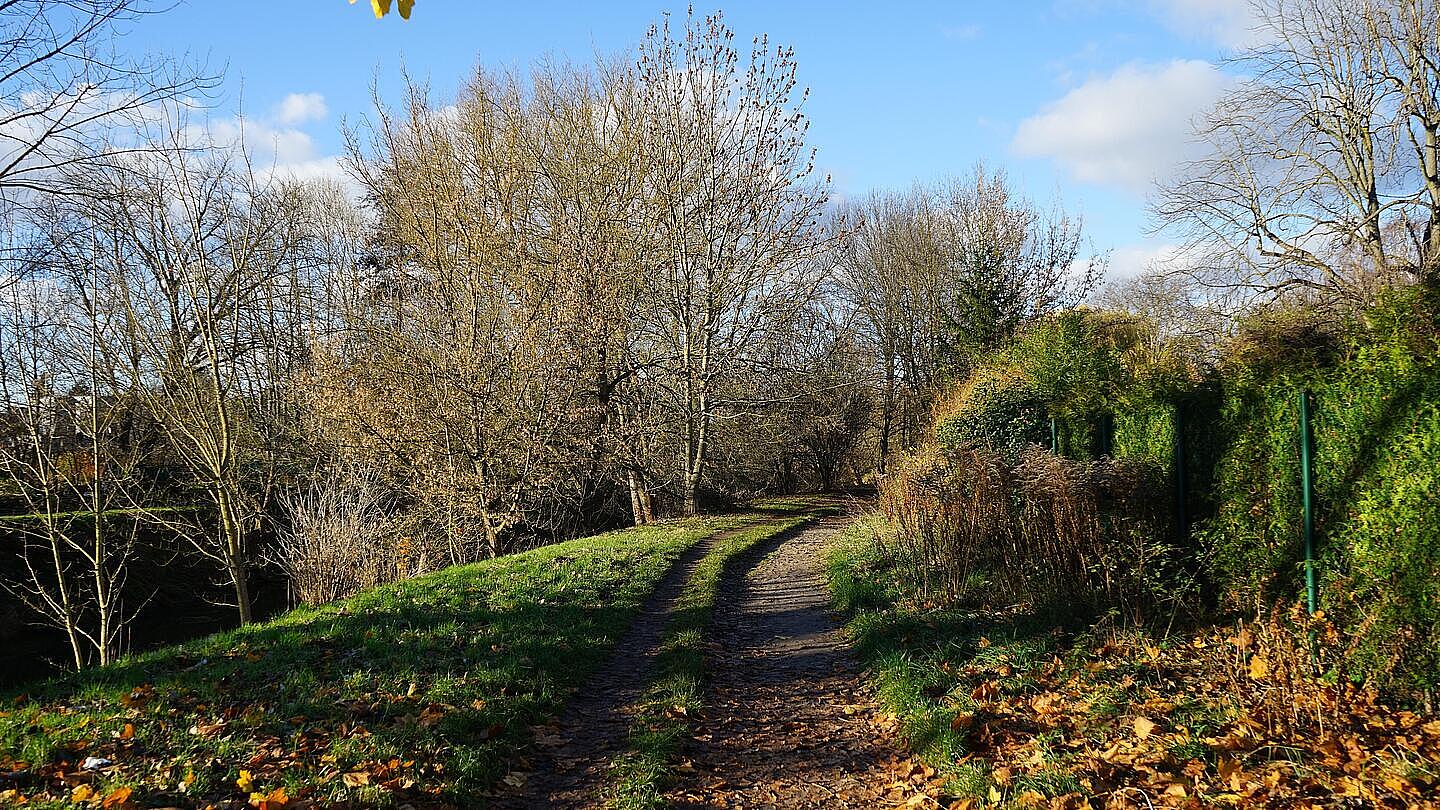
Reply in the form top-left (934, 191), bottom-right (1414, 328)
top-left (827, 513), bottom-right (1440, 809)
top-left (0, 514), bottom-right (753, 808)
top-left (603, 497), bottom-right (835, 809)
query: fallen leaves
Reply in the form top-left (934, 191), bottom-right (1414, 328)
top-left (248, 786), bottom-right (288, 809)
top-left (1132, 715), bottom-right (1156, 739)
top-left (879, 609), bottom-right (1440, 809)
top-left (1247, 652), bottom-right (1270, 680)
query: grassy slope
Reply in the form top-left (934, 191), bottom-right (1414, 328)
top-left (0, 515), bottom-right (751, 808)
top-left (604, 497), bottom-right (834, 809)
top-left (827, 513), bottom-right (1440, 808)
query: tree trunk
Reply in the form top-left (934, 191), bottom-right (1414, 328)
top-left (216, 488), bottom-right (252, 625)
top-left (627, 469), bottom-right (648, 526)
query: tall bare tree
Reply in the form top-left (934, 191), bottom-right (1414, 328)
top-left (1155, 0), bottom-right (1440, 307)
top-left (54, 121), bottom-right (319, 625)
top-left (635, 10), bottom-right (831, 515)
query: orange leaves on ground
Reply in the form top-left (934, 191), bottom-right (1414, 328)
top-left (248, 786), bottom-right (289, 809)
top-left (931, 612), bottom-right (1440, 808)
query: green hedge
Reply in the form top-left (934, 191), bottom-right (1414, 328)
top-left (1109, 291), bottom-right (1440, 692)
top-left (940, 292), bottom-right (1440, 693)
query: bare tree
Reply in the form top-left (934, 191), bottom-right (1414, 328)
top-left (1155, 0), bottom-right (1440, 308)
top-left (635, 10), bottom-right (831, 515)
top-left (339, 70), bottom-right (594, 558)
top-left (0, 0), bottom-right (215, 201)
top-left (836, 169), bottom-right (1101, 470)
top-left (54, 119), bottom-right (319, 625)
top-left (0, 208), bottom-right (153, 668)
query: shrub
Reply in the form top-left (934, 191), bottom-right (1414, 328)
top-left (879, 444), bottom-right (1181, 622)
top-left (270, 469), bottom-right (415, 605)
top-left (933, 367), bottom-right (1047, 454)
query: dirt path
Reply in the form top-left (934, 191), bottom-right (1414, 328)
top-left (664, 516), bottom-right (932, 809)
top-left (491, 530), bottom-right (730, 809)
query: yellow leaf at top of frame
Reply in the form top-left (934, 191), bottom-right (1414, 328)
top-left (351, 0), bottom-right (413, 20)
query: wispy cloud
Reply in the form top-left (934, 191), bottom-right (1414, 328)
top-left (1012, 59), bottom-right (1229, 194)
top-left (940, 23), bottom-right (981, 42)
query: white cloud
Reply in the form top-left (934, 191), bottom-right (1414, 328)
top-left (940, 23), bottom-right (981, 41)
top-left (262, 155), bottom-right (350, 188)
top-left (1012, 59), bottom-right (1229, 194)
top-left (188, 107), bottom-right (349, 189)
top-left (274, 92), bottom-right (328, 126)
top-left (1149, 0), bottom-right (1259, 49)
top-left (1107, 242), bottom-right (1183, 281)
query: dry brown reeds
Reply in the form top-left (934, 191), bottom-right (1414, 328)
top-left (880, 443), bottom-right (1183, 621)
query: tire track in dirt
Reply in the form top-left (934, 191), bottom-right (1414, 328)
top-left (664, 515), bottom-right (938, 809)
top-left (490, 520), bottom-right (754, 809)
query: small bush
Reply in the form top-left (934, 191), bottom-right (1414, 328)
top-left (879, 444), bottom-right (1182, 622)
top-left (933, 367), bottom-right (1047, 454)
top-left (271, 470), bottom-right (414, 605)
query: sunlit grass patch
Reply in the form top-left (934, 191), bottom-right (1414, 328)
top-left (0, 516), bottom-right (744, 807)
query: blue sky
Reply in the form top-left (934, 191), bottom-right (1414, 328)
top-left (127, 1), bottom-right (1257, 278)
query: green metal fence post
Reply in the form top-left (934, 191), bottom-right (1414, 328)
top-left (1050, 416), bottom-right (1060, 456)
top-left (1299, 390), bottom-right (1318, 615)
top-left (1173, 402), bottom-right (1187, 544)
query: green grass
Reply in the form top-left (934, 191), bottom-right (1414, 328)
top-left (0, 514), bottom-right (753, 808)
top-left (604, 497), bottom-right (835, 809)
top-left (825, 513), bottom-right (1065, 804)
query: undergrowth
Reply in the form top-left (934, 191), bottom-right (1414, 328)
top-left (828, 514), bottom-right (1440, 808)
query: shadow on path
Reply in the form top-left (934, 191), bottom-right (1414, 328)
top-left (664, 516), bottom-right (934, 809)
top-left (492, 522), bottom-right (750, 808)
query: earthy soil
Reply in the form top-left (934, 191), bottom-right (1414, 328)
top-left (663, 516), bottom-right (933, 808)
top-left (494, 514), bottom-right (935, 809)
top-left (491, 527), bottom-right (729, 809)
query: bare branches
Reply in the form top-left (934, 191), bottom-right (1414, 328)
top-left (0, 1), bottom-right (217, 204)
top-left (1154, 0), bottom-right (1440, 309)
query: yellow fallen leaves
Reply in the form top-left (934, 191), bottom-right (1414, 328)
top-left (1248, 653), bottom-right (1270, 680)
top-left (249, 786), bottom-right (289, 809)
top-left (68, 785), bottom-right (133, 808)
top-left (1133, 715), bottom-right (1157, 739)
top-left (236, 769), bottom-right (254, 792)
